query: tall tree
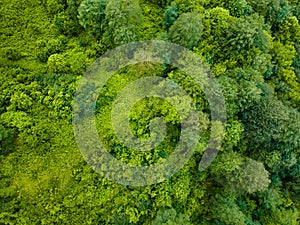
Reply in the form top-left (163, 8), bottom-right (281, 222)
top-left (163, 5), bottom-right (179, 28)
top-left (210, 151), bottom-right (271, 194)
top-left (168, 12), bottom-right (203, 49)
top-left (242, 95), bottom-right (300, 152)
top-left (77, 0), bottom-right (108, 37)
top-left (103, 0), bottom-right (143, 47)
top-left (152, 208), bottom-right (191, 225)
top-left (209, 193), bottom-right (246, 225)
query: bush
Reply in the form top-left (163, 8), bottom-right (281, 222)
top-left (53, 13), bottom-right (82, 36)
top-left (4, 48), bottom-right (22, 61)
top-left (47, 54), bottom-right (69, 74)
top-left (45, 0), bottom-right (66, 16)
top-left (36, 51), bottom-right (48, 63)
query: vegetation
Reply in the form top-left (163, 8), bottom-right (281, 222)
top-left (0, 0), bottom-right (299, 224)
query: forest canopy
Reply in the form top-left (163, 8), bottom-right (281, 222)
top-left (0, 0), bottom-right (299, 224)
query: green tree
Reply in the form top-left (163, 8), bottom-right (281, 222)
top-left (148, 0), bottom-right (169, 7)
top-left (47, 54), bottom-right (69, 74)
top-left (67, 0), bottom-right (83, 19)
top-left (225, 16), bottom-right (271, 55)
top-left (209, 193), bottom-right (246, 225)
top-left (270, 41), bottom-right (300, 105)
top-left (3, 47), bottom-right (23, 61)
top-left (224, 119), bottom-right (244, 148)
top-left (210, 151), bottom-right (270, 194)
top-left (0, 125), bottom-right (7, 143)
top-left (275, 16), bottom-right (300, 42)
top-left (261, 207), bottom-right (299, 225)
top-left (152, 208), bottom-right (191, 225)
top-left (172, 0), bottom-right (197, 13)
top-left (45, 0), bottom-right (66, 16)
top-left (265, 0), bottom-right (291, 32)
top-left (227, 0), bottom-right (252, 17)
top-left (77, 0), bottom-right (108, 37)
top-left (246, 0), bottom-right (273, 16)
top-left (103, 0), bottom-right (143, 47)
top-left (168, 12), bottom-right (203, 49)
top-left (242, 96), bottom-right (300, 152)
top-left (163, 5), bottom-right (179, 28)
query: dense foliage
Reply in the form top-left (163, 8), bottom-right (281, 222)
top-left (0, 0), bottom-right (299, 224)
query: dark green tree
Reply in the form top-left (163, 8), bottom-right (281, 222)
top-left (242, 95), bottom-right (300, 152)
top-left (265, 0), bottom-right (291, 32)
top-left (148, 0), bottom-right (169, 7)
top-left (67, 0), bottom-right (83, 19)
top-left (246, 0), bottom-right (273, 16)
top-left (163, 5), bottom-right (179, 28)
